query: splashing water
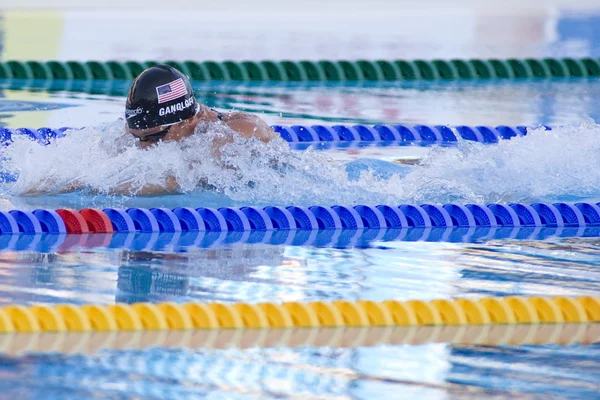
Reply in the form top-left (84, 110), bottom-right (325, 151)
top-left (1, 119), bottom-right (600, 207)
top-left (400, 120), bottom-right (600, 204)
top-left (0, 120), bottom-right (406, 207)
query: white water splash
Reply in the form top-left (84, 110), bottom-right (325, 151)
top-left (399, 120), bottom-right (600, 204)
top-left (2, 119), bottom-right (600, 207)
top-left (0, 119), bottom-right (405, 206)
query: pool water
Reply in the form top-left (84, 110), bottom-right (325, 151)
top-left (0, 3), bottom-right (600, 399)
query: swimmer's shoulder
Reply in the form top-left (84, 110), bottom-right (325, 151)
top-left (201, 107), bottom-right (277, 142)
top-left (209, 108), bottom-right (225, 121)
top-left (208, 108), bottom-right (257, 123)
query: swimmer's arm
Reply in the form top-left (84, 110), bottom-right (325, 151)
top-left (221, 112), bottom-right (277, 143)
top-left (107, 176), bottom-right (180, 196)
top-left (19, 179), bottom-right (84, 196)
top-left (20, 179), bottom-right (180, 196)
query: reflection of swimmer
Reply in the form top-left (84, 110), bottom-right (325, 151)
top-left (120, 64), bottom-right (277, 195)
top-left (116, 245), bottom-right (286, 303)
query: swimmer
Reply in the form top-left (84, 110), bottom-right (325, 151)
top-left (126, 64), bottom-right (276, 149)
top-left (120, 64), bottom-right (276, 195)
top-left (20, 65), bottom-right (278, 196)
top-left (116, 64), bottom-right (278, 195)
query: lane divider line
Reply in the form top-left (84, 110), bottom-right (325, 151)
top-left (0, 202), bottom-right (599, 237)
top-left (1, 58), bottom-right (598, 82)
top-left (0, 296), bottom-right (597, 334)
top-left (0, 124), bottom-right (550, 147)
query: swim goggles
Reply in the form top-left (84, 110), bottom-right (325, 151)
top-left (132, 103), bottom-right (201, 143)
top-left (134, 125), bottom-right (172, 142)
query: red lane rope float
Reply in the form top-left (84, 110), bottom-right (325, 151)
top-left (55, 209), bottom-right (90, 234)
top-left (79, 208), bottom-right (114, 234)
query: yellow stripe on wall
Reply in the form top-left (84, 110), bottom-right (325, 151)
top-left (1, 11), bottom-right (64, 61)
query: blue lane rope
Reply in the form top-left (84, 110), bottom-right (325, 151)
top-left (0, 202), bottom-right (598, 236)
top-left (0, 124), bottom-right (551, 147)
top-left (0, 201), bottom-right (597, 252)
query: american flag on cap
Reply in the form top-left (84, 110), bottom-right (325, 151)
top-left (156, 78), bottom-right (187, 104)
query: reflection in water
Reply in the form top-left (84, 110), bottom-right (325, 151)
top-left (0, 339), bottom-right (596, 399)
top-left (116, 245), bottom-right (286, 304)
top-left (3, 78), bottom-right (600, 128)
top-left (448, 344), bottom-right (600, 399)
top-left (0, 235), bottom-right (599, 307)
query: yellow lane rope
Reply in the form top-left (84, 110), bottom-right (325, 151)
top-left (0, 296), bottom-right (597, 333)
top-left (0, 296), bottom-right (597, 355)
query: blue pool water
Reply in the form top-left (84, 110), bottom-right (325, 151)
top-left (1, 4), bottom-right (600, 399)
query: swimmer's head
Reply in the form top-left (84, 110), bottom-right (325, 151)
top-left (125, 64), bottom-right (199, 143)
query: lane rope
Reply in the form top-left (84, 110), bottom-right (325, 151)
top-left (2, 58), bottom-right (599, 82)
top-left (0, 296), bottom-right (597, 334)
top-left (0, 202), bottom-right (598, 237)
top-left (0, 124), bottom-right (550, 146)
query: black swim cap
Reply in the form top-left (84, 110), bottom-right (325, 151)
top-left (125, 64), bottom-right (198, 130)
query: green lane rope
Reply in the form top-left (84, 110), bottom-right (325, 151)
top-left (2, 58), bottom-right (600, 82)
